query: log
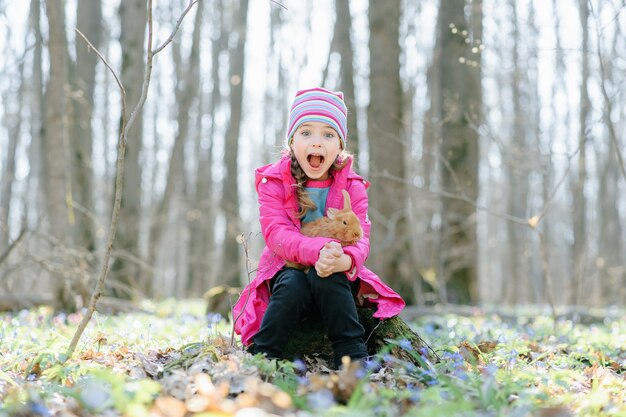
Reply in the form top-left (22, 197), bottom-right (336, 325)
top-left (204, 285), bottom-right (241, 318)
top-left (0, 295), bottom-right (54, 311)
top-left (283, 308), bottom-right (431, 366)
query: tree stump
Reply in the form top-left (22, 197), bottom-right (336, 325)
top-left (283, 308), bottom-right (431, 367)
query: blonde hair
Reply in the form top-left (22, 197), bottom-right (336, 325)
top-left (289, 149), bottom-right (353, 219)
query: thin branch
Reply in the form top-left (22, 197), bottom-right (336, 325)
top-left (66, 0), bottom-right (197, 359)
top-left (0, 228), bottom-right (27, 266)
top-left (231, 232), bottom-right (259, 347)
top-left (153, 0), bottom-right (198, 55)
top-left (74, 29), bottom-right (127, 123)
top-left (373, 171), bottom-right (528, 226)
top-left (270, 0), bottom-right (288, 10)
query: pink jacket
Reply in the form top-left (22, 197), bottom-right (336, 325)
top-left (233, 154), bottom-right (405, 345)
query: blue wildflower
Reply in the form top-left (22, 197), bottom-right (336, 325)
top-left (293, 359), bottom-right (307, 373)
top-left (308, 389), bottom-right (335, 410)
top-left (398, 338), bottom-right (412, 351)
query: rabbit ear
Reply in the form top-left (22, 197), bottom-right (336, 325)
top-left (327, 208), bottom-right (339, 219)
top-left (341, 190), bottom-right (352, 210)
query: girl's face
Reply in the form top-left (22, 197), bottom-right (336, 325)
top-left (291, 121), bottom-right (343, 180)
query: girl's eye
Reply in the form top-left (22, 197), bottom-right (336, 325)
top-left (301, 130), bottom-right (310, 136)
top-left (324, 132), bottom-right (336, 138)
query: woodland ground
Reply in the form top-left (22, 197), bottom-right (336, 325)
top-left (1, 300), bottom-right (625, 417)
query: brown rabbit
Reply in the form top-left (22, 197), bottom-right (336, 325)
top-left (286, 190), bottom-right (363, 271)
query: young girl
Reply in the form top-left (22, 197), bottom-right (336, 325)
top-left (232, 87), bottom-right (405, 369)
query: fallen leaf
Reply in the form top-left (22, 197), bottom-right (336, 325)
top-left (476, 341), bottom-right (498, 354)
top-left (195, 373), bottom-right (215, 396)
top-left (153, 396), bottom-right (187, 417)
top-left (185, 395), bottom-right (210, 413)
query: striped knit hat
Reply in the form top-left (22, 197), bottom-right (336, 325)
top-left (286, 87), bottom-right (348, 149)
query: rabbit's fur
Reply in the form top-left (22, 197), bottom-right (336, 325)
top-left (286, 190), bottom-right (363, 271)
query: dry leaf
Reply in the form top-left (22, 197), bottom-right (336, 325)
top-left (476, 341), bottom-right (498, 354)
top-left (270, 390), bottom-right (292, 409)
top-left (527, 215), bottom-right (540, 229)
top-left (195, 372), bottom-right (215, 396)
top-left (185, 395), bottom-right (210, 413)
top-left (459, 341), bottom-right (483, 364)
top-left (234, 392), bottom-right (258, 409)
top-left (153, 396), bottom-right (186, 417)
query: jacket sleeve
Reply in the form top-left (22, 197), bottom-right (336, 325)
top-left (342, 180), bottom-right (371, 280)
top-left (257, 179), bottom-right (334, 265)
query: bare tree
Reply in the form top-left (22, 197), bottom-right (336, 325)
top-left (110, 0), bottom-right (147, 299)
top-left (27, 0), bottom-right (45, 233)
top-left (67, 0), bottom-right (198, 358)
top-left (42, 0), bottom-right (74, 309)
top-left (333, 0), bottom-right (360, 169)
top-left (220, 0), bottom-right (249, 288)
top-left (189, 0), bottom-right (226, 293)
top-left (367, 0), bottom-right (410, 299)
top-left (0, 55), bottom-right (23, 254)
top-left (593, 1), bottom-right (625, 305)
top-left (68, 0), bottom-right (102, 253)
top-left (503, 0), bottom-right (531, 304)
top-left (263, 3), bottom-right (286, 162)
top-left (144, 0), bottom-right (203, 297)
top-left (436, 0), bottom-right (482, 304)
top-left (571, 0), bottom-right (590, 305)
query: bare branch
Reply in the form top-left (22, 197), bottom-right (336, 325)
top-left (372, 171), bottom-right (528, 226)
top-left (153, 0), bottom-right (199, 55)
top-left (270, 0), bottom-right (288, 10)
top-left (75, 28), bottom-right (127, 126)
top-left (0, 228), bottom-right (27, 266)
top-left (66, 0), bottom-right (198, 359)
top-left (230, 232), bottom-right (260, 347)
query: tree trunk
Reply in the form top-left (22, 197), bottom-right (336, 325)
top-left (504, 0), bottom-right (531, 304)
top-left (43, 0), bottom-right (73, 309)
top-left (571, 0), bottom-right (590, 306)
top-left (189, 0), bottom-right (224, 294)
top-left (144, 1), bottom-right (203, 297)
top-left (436, 0), bottom-right (481, 304)
top-left (26, 0), bottom-right (45, 229)
top-left (367, 0), bottom-right (410, 301)
top-left (110, 0), bottom-right (147, 299)
top-left (526, 2), bottom-right (544, 304)
top-left (0, 69), bottom-right (23, 253)
top-left (334, 0), bottom-right (360, 169)
top-left (269, 6), bottom-right (287, 155)
top-left (69, 0), bottom-right (102, 253)
top-left (220, 0), bottom-right (249, 288)
top-left (595, 17), bottom-right (624, 305)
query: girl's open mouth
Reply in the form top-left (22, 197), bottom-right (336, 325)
top-left (307, 154), bottom-right (325, 169)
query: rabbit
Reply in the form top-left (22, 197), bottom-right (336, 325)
top-left (285, 190), bottom-right (363, 271)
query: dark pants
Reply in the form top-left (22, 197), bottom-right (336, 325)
top-left (249, 267), bottom-right (367, 368)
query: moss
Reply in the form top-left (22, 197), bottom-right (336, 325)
top-left (283, 308), bottom-right (430, 366)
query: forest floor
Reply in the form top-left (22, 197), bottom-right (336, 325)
top-left (1, 300), bottom-right (625, 417)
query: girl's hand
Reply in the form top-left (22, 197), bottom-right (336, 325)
top-left (315, 242), bottom-right (352, 278)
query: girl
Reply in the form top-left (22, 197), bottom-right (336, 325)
top-left (232, 87), bottom-right (405, 369)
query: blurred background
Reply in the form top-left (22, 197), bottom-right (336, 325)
top-left (0, 0), bottom-right (624, 311)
